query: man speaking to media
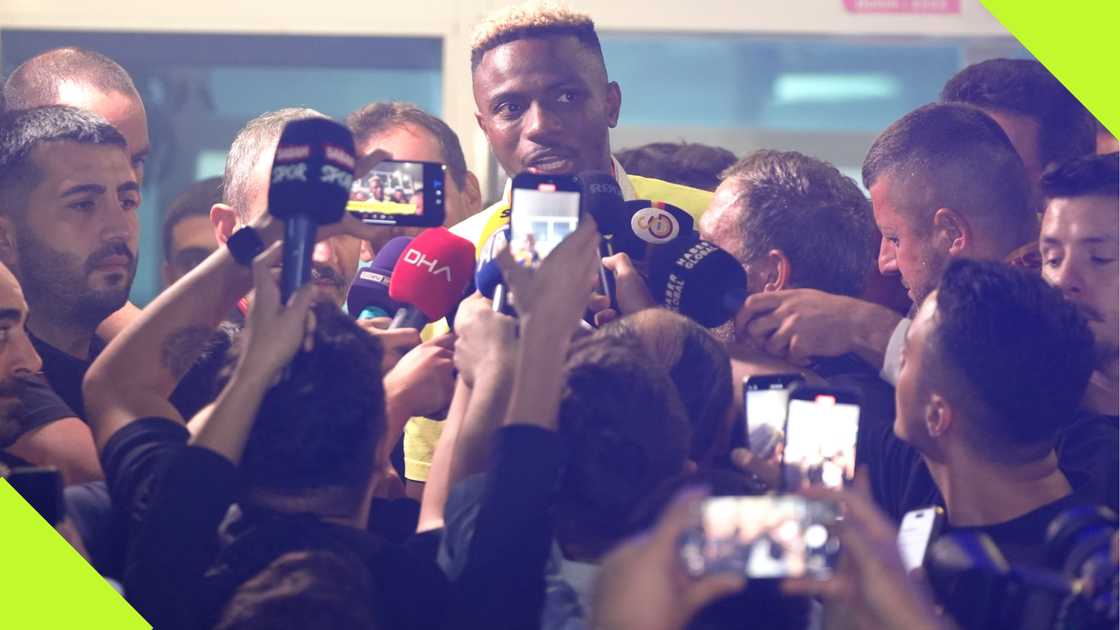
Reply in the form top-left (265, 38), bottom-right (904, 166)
top-left (404, 1), bottom-right (717, 491)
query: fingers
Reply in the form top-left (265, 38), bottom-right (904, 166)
top-left (428, 332), bottom-right (456, 350)
top-left (650, 486), bottom-right (708, 550)
top-left (594, 308), bottom-right (619, 327)
top-left (730, 448), bottom-right (781, 487)
top-left (250, 242), bottom-right (285, 307)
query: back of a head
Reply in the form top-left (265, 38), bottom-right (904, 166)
top-left (223, 107), bottom-right (326, 222)
top-left (723, 149), bottom-right (877, 297)
top-left (2, 47), bottom-right (139, 112)
top-left (862, 102), bottom-right (1034, 248)
top-left (932, 259), bottom-right (1095, 460)
top-left (217, 304), bottom-right (385, 510)
top-left (556, 332), bottom-right (691, 558)
top-left (215, 550), bottom-right (380, 630)
top-left (1039, 152), bottom-right (1120, 202)
top-left (162, 176), bottom-right (222, 261)
top-left (940, 58), bottom-right (1095, 169)
top-left (345, 101), bottom-right (469, 189)
top-left (470, 1), bottom-right (604, 72)
top-left (616, 142), bottom-right (737, 191)
top-left (0, 105), bottom-right (126, 215)
top-left (598, 310), bottom-right (734, 464)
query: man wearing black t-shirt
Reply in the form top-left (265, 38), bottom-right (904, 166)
top-left (884, 259), bottom-right (1097, 568)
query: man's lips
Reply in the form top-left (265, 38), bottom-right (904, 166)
top-left (525, 152), bottom-right (577, 174)
top-left (93, 255), bottom-right (132, 270)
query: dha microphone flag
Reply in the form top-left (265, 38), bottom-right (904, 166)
top-left (646, 235), bottom-right (747, 328)
top-left (268, 117), bottom-right (356, 301)
top-left (346, 236), bottom-right (412, 319)
top-left (388, 227), bottom-right (475, 329)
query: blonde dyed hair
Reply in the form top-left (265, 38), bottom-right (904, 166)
top-left (470, 1), bottom-right (602, 70)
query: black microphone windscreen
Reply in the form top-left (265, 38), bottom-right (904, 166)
top-left (646, 236), bottom-right (747, 328)
top-left (268, 117), bottom-right (356, 225)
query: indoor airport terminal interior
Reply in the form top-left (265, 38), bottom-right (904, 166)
top-left (0, 1), bottom-right (1116, 628)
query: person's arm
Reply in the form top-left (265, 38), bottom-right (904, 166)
top-left (187, 248), bottom-right (314, 464)
top-left (417, 377), bottom-right (472, 532)
top-left (5, 419), bottom-right (101, 484)
top-left (94, 301), bottom-right (143, 343)
top-left (735, 289), bottom-right (902, 369)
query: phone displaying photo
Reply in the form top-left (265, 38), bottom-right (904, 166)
top-left (898, 506), bottom-right (945, 572)
top-left (4, 466), bottom-right (65, 526)
top-left (782, 387), bottom-right (860, 490)
top-left (509, 173), bottom-right (582, 267)
top-left (680, 495), bottom-right (840, 579)
top-left (346, 159), bottom-right (446, 227)
top-left (743, 374), bottom-right (805, 459)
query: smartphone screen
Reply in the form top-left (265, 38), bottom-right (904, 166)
top-left (346, 160), bottom-right (446, 226)
top-left (898, 507), bottom-right (944, 571)
top-left (743, 374), bottom-right (804, 458)
top-left (782, 389), bottom-right (860, 490)
top-left (509, 174), bottom-right (582, 266)
top-left (681, 496), bottom-right (840, 579)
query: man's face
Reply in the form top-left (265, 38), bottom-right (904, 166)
top-left (1040, 195), bottom-right (1120, 367)
top-left (893, 293), bottom-right (940, 450)
top-left (982, 108), bottom-right (1044, 185)
top-left (0, 265), bottom-right (42, 441)
top-left (871, 177), bottom-right (947, 305)
top-left (55, 82), bottom-right (151, 186)
top-left (163, 214), bottom-right (219, 287)
top-left (310, 236), bottom-right (361, 306)
top-left (473, 36), bottom-right (621, 177)
top-left (6, 142), bottom-right (139, 328)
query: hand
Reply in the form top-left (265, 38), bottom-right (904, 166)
top-left (736, 290), bottom-right (894, 366)
top-left (238, 243), bottom-right (316, 384)
top-left (384, 333), bottom-right (456, 419)
top-left (782, 476), bottom-right (952, 630)
top-left (602, 251), bottom-right (656, 315)
top-left (453, 295), bottom-right (517, 387)
top-left (592, 487), bottom-right (746, 630)
top-left (730, 447), bottom-right (781, 490)
top-left (496, 218), bottom-right (601, 338)
top-left (355, 317), bottom-right (421, 375)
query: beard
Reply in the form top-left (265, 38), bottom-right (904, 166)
top-left (14, 227), bottom-right (136, 329)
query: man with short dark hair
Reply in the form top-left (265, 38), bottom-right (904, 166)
top-left (615, 141), bottom-right (737, 192)
top-left (162, 176), bottom-right (221, 287)
top-left (3, 47), bottom-right (150, 185)
top-left (346, 101), bottom-right (482, 244)
top-left (882, 259), bottom-right (1096, 566)
top-left (1038, 152), bottom-right (1119, 509)
top-left (940, 58), bottom-right (1095, 187)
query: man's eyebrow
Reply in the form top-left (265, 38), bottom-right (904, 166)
top-left (0, 308), bottom-right (22, 322)
top-left (61, 183), bottom-right (107, 197)
top-left (119, 181), bottom-right (140, 194)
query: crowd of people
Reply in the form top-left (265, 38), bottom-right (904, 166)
top-left (0, 2), bottom-right (1117, 629)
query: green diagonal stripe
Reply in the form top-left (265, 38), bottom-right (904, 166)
top-left (981, 0), bottom-right (1120, 135)
top-left (0, 480), bottom-right (150, 629)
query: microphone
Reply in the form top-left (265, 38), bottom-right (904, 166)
top-left (346, 236), bottom-right (412, 319)
top-left (645, 235), bottom-right (747, 328)
top-left (578, 171), bottom-right (625, 311)
top-left (268, 117), bottom-right (356, 302)
top-left (475, 226), bottom-right (510, 300)
top-left (388, 227), bottom-right (475, 329)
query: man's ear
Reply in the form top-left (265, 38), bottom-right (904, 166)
top-left (359, 239), bottom-right (375, 264)
top-left (0, 216), bottom-right (19, 268)
top-left (605, 81), bottom-right (622, 128)
top-left (460, 171), bottom-right (483, 217)
top-left (933, 208), bottom-right (969, 257)
top-left (925, 393), bottom-right (954, 439)
top-left (210, 203), bottom-right (238, 245)
top-left (762, 249), bottom-right (792, 292)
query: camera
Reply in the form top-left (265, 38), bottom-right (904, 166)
top-left (927, 505), bottom-right (1118, 630)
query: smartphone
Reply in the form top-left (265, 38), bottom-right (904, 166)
top-left (4, 466), bottom-right (65, 525)
top-left (346, 159), bottom-right (446, 227)
top-left (508, 172), bottom-right (582, 267)
top-left (898, 506), bottom-right (945, 572)
top-left (781, 386), bottom-right (861, 490)
top-left (743, 374), bottom-right (805, 457)
top-left (680, 495), bottom-right (841, 579)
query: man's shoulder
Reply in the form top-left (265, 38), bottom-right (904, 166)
top-left (626, 174), bottom-right (712, 220)
top-left (449, 202), bottom-right (508, 251)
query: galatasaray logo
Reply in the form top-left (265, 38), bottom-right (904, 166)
top-left (631, 206), bottom-right (681, 244)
